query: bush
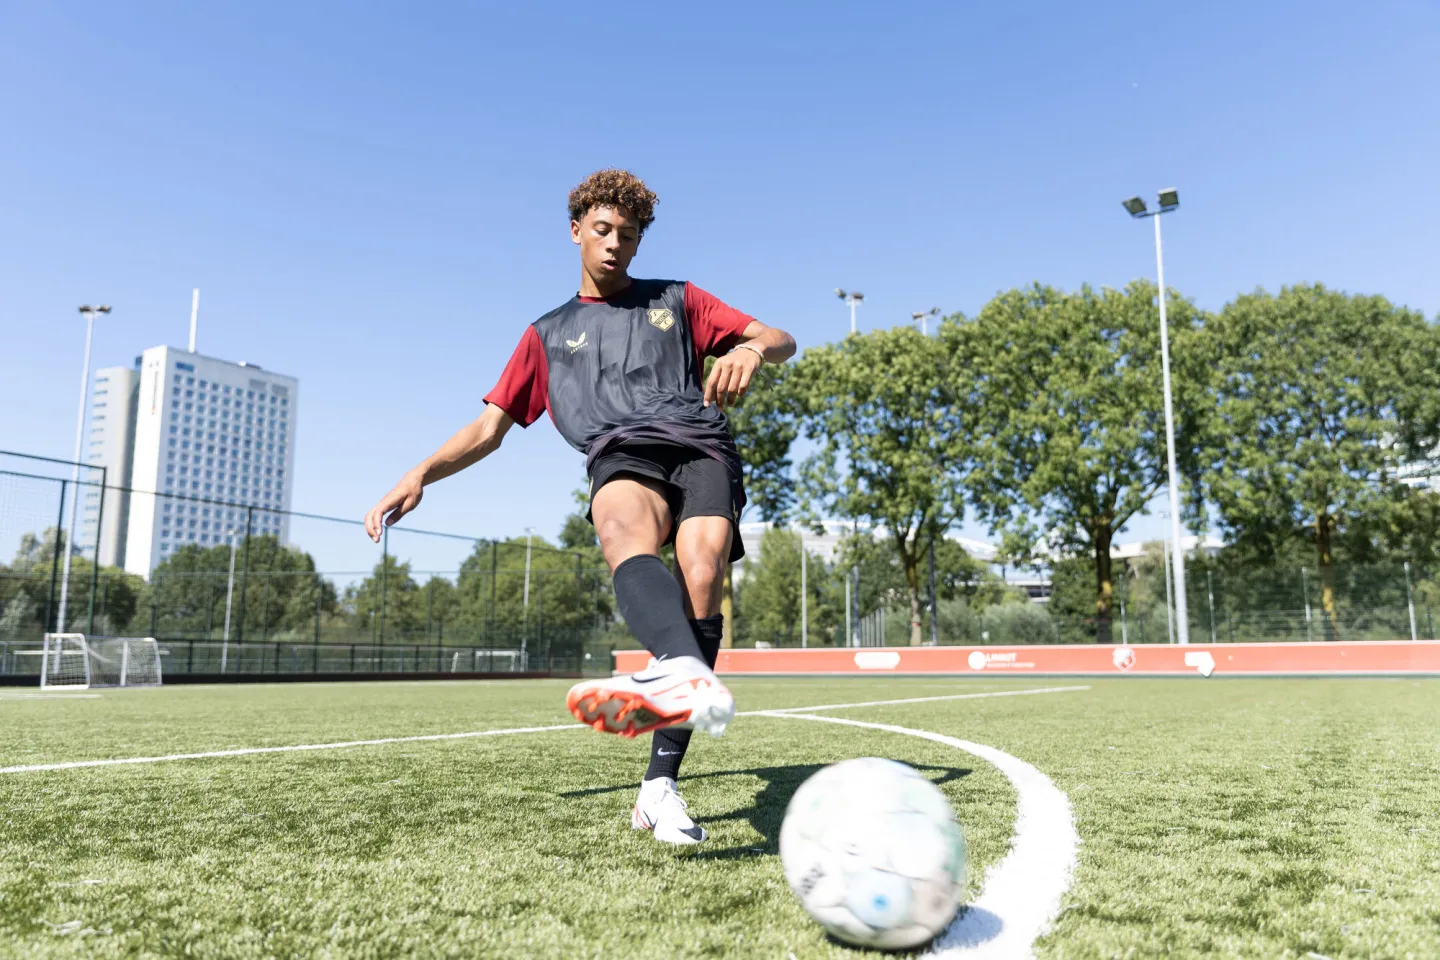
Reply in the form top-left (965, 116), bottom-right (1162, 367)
top-left (979, 603), bottom-right (1058, 645)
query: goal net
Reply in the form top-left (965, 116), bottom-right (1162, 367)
top-left (40, 634), bottom-right (163, 690)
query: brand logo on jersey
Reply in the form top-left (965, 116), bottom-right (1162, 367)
top-left (566, 331), bottom-right (588, 354)
top-left (648, 308), bottom-right (675, 332)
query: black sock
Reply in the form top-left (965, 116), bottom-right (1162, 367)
top-left (613, 555), bottom-right (705, 663)
top-left (646, 615), bottom-right (724, 783)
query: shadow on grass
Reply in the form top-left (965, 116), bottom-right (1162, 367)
top-left (560, 762), bottom-right (972, 861)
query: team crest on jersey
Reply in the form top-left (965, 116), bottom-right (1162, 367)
top-left (566, 331), bottom-right (588, 354)
top-left (648, 308), bottom-right (675, 331)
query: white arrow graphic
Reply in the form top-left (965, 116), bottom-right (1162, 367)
top-left (1184, 651), bottom-right (1216, 677)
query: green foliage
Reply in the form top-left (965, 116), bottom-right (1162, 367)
top-left (708, 359), bottom-right (799, 524)
top-left (793, 327), bottom-right (965, 643)
top-left (952, 280), bottom-right (1209, 640)
top-left (978, 603), bottom-right (1058, 645)
top-left (1201, 286), bottom-right (1440, 570)
top-left (0, 526), bottom-right (145, 640)
top-left (734, 528), bottom-right (842, 647)
top-left (1199, 285), bottom-right (1440, 633)
top-left (140, 537), bottom-right (336, 640)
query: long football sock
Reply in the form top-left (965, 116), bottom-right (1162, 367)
top-left (646, 615), bottom-right (724, 782)
top-left (613, 555), bottom-right (706, 664)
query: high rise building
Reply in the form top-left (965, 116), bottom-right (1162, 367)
top-left (78, 363), bottom-right (141, 567)
top-left (99, 345), bottom-right (300, 577)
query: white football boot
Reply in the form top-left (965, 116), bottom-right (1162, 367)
top-left (632, 776), bottom-right (706, 845)
top-left (566, 655), bottom-right (734, 739)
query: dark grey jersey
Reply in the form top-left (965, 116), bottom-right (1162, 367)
top-left (484, 279), bottom-right (756, 472)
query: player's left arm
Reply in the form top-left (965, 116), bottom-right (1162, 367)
top-left (704, 320), bottom-right (797, 409)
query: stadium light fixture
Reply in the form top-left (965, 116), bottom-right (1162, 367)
top-left (837, 289), bottom-right (864, 334)
top-left (1122, 188), bottom-right (1189, 644)
top-left (57, 305), bottom-right (114, 635)
top-left (911, 307), bottom-right (941, 336)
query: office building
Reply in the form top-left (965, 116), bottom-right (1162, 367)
top-left (104, 345), bottom-right (299, 577)
top-left (78, 364), bottom-right (141, 567)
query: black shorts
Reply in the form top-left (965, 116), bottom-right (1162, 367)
top-left (587, 443), bottom-right (747, 561)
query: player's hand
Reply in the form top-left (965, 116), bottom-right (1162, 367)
top-left (364, 471), bottom-right (424, 542)
top-left (704, 348), bottom-right (764, 410)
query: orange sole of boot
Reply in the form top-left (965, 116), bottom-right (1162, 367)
top-left (566, 684), bottom-right (692, 739)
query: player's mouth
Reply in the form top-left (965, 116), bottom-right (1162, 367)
top-left (600, 258), bottom-right (619, 271)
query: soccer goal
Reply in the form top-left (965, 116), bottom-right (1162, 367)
top-left (40, 634), bottom-right (163, 690)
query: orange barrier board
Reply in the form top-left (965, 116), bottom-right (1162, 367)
top-left (613, 641), bottom-right (1440, 677)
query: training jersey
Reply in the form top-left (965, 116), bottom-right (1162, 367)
top-left (483, 279), bottom-right (756, 472)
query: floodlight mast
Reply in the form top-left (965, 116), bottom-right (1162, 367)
top-left (836, 288), bottom-right (864, 334)
top-left (1122, 188), bottom-right (1189, 645)
top-left (911, 307), bottom-right (940, 335)
top-left (57, 304), bottom-right (113, 634)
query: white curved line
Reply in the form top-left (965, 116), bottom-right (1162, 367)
top-left (755, 711), bottom-right (1078, 960)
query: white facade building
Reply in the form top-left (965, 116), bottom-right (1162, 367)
top-left (121, 346), bottom-right (299, 577)
top-left (79, 364), bottom-right (140, 568)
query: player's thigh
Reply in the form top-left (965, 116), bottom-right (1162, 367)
top-left (591, 475), bottom-right (673, 571)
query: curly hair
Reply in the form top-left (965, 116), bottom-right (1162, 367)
top-left (567, 169), bottom-right (658, 234)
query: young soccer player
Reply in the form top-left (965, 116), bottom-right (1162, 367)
top-left (364, 169), bottom-right (796, 844)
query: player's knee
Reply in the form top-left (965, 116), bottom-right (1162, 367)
top-left (680, 557), bottom-right (724, 597)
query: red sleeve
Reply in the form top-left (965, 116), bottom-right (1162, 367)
top-left (483, 326), bottom-right (549, 427)
top-left (685, 282), bottom-right (757, 358)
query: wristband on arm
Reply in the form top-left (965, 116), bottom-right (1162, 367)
top-left (730, 342), bottom-right (766, 364)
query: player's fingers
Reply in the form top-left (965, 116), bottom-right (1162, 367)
top-left (703, 365), bottom-right (721, 407)
top-left (733, 365), bottom-right (755, 403)
top-left (715, 363), bottom-right (736, 409)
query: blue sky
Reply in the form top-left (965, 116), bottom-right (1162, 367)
top-left (3, 1), bottom-right (1437, 574)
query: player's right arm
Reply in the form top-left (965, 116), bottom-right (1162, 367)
top-left (364, 404), bottom-right (516, 542)
top-left (364, 325), bottom-right (550, 542)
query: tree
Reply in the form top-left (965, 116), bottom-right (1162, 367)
top-left (343, 555), bottom-right (423, 641)
top-left (951, 281), bottom-right (1208, 642)
top-left (734, 528), bottom-right (841, 646)
top-left (0, 527), bottom-right (144, 638)
top-left (707, 359), bottom-right (800, 646)
top-left (1199, 285), bottom-right (1440, 634)
top-left (140, 536), bottom-right (335, 640)
top-left (794, 326), bottom-right (965, 645)
top-left (453, 535), bottom-right (610, 658)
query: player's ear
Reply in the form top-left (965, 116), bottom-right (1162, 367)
top-left (571, 219), bottom-right (583, 245)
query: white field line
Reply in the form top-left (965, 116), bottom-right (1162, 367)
top-left (755, 710), bottom-right (1078, 960)
top-left (0, 685), bottom-right (1089, 777)
top-left (0, 723), bottom-right (581, 774)
top-left (752, 685), bottom-right (1090, 715)
top-left (0, 694), bottom-right (103, 701)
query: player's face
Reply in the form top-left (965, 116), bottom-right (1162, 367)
top-left (572, 205), bottom-right (641, 284)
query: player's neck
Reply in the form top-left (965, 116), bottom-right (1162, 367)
top-left (579, 270), bottom-right (632, 300)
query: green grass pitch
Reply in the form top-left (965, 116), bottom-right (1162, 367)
top-left (2, 677), bottom-right (1437, 958)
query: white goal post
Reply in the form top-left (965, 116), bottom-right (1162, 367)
top-left (40, 634), bottom-right (164, 690)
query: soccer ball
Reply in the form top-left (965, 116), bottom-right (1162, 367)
top-left (779, 757), bottom-right (967, 950)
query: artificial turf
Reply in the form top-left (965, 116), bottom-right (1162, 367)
top-left (0, 677), bottom-right (1436, 959)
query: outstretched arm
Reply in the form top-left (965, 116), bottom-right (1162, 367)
top-left (363, 404), bottom-right (516, 541)
top-left (704, 319), bottom-right (797, 409)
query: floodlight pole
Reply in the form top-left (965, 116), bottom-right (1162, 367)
top-left (1152, 211), bottom-right (1190, 645)
top-left (837, 289), bottom-right (864, 335)
top-left (58, 305), bottom-right (111, 634)
top-left (1125, 193), bottom-right (1189, 645)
